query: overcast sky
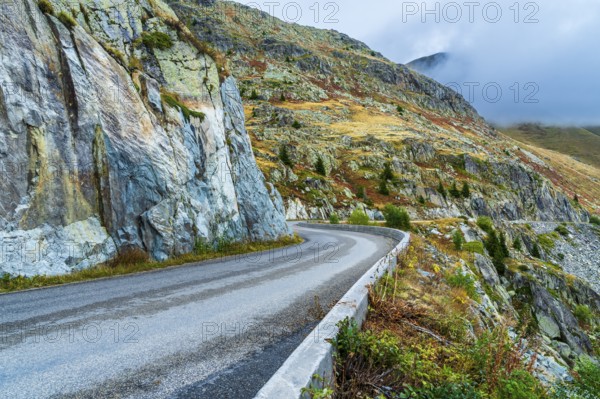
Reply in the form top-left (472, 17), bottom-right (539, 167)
top-left (233, 0), bottom-right (600, 126)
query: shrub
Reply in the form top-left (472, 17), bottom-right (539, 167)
top-left (453, 229), bottom-right (465, 251)
top-left (437, 181), bottom-right (447, 199)
top-left (497, 369), bottom-right (547, 399)
top-left (396, 105), bottom-right (404, 114)
top-left (477, 216), bottom-right (495, 234)
top-left (142, 31), bottom-right (173, 50)
top-left (194, 237), bottom-right (213, 255)
top-left (553, 358), bottom-right (600, 399)
top-left (590, 215), bottom-right (600, 226)
top-left (446, 269), bottom-right (479, 301)
top-left (38, 0), bottom-right (54, 14)
top-left (555, 224), bottom-right (570, 237)
top-left (57, 11), bottom-right (77, 28)
top-left (107, 248), bottom-right (149, 268)
top-left (499, 232), bottom-right (510, 257)
top-left (329, 213), bottom-right (340, 225)
top-left (538, 234), bottom-right (557, 251)
top-left (357, 186), bottom-right (367, 200)
top-left (449, 181), bottom-right (461, 198)
top-left (464, 241), bottom-right (485, 255)
top-left (418, 195), bottom-right (426, 204)
top-left (531, 243), bottom-right (541, 258)
top-left (485, 230), bottom-right (508, 274)
top-left (383, 204), bottom-right (410, 230)
top-left (462, 182), bottom-right (471, 198)
top-left (378, 180), bottom-right (390, 195)
top-left (279, 93), bottom-right (286, 102)
top-left (315, 156), bottom-right (326, 176)
top-left (348, 209), bottom-right (370, 226)
top-left (279, 145), bottom-right (293, 168)
top-left (513, 237), bottom-right (522, 251)
top-left (573, 305), bottom-right (594, 326)
top-left (573, 357), bottom-right (600, 395)
top-left (128, 56), bottom-right (143, 71)
top-left (292, 120), bottom-right (301, 129)
top-left (381, 162), bottom-right (395, 181)
top-left (249, 89), bottom-right (259, 100)
top-left (414, 382), bottom-right (483, 399)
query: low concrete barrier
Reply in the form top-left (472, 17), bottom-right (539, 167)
top-left (255, 223), bottom-right (410, 399)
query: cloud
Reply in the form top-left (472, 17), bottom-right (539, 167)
top-left (233, 0), bottom-right (600, 126)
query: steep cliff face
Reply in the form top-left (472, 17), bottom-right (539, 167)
top-left (0, 0), bottom-right (290, 276)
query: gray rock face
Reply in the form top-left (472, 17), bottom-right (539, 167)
top-left (0, 0), bottom-right (289, 275)
top-left (221, 77), bottom-right (290, 240)
top-left (475, 254), bottom-right (500, 286)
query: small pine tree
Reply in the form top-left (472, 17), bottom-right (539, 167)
top-left (461, 181), bottom-right (471, 198)
top-left (292, 120), bottom-right (301, 129)
top-left (499, 232), bottom-right (510, 257)
top-left (280, 93), bottom-right (286, 102)
top-left (449, 181), bottom-right (461, 198)
top-left (315, 156), bottom-right (326, 176)
top-left (279, 145), bottom-right (293, 168)
top-left (485, 230), bottom-right (507, 274)
top-left (378, 180), bottom-right (390, 196)
top-left (531, 243), bottom-right (541, 258)
top-left (418, 195), bottom-right (426, 205)
top-left (381, 162), bottom-right (395, 181)
top-left (357, 186), bottom-right (367, 199)
top-left (396, 105), bottom-right (404, 115)
top-left (249, 89), bottom-right (259, 100)
top-left (453, 230), bottom-right (464, 251)
top-left (513, 236), bottom-right (522, 251)
top-left (437, 182), bottom-right (447, 200)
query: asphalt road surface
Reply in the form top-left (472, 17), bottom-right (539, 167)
top-left (0, 224), bottom-right (398, 398)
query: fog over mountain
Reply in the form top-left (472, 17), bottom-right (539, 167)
top-left (233, 0), bottom-right (600, 125)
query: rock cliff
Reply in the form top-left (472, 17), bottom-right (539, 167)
top-left (0, 0), bottom-right (289, 276)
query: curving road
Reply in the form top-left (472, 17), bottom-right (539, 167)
top-left (0, 224), bottom-right (397, 399)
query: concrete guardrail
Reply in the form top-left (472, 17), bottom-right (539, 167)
top-left (255, 223), bottom-right (410, 399)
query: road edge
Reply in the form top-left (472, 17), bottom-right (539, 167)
top-left (254, 223), bottom-right (410, 399)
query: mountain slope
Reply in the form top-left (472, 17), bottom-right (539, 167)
top-left (406, 52), bottom-right (450, 74)
top-left (169, 0), bottom-right (593, 222)
top-left (502, 124), bottom-right (600, 169)
top-left (0, 0), bottom-right (289, 276)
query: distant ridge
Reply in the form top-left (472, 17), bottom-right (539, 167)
top-left (406, 52), bottom-right (450, 74)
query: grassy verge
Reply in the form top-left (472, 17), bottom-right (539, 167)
top-left (309, 235), bottom-right (599, 399)
top-left (0, 235), bottom-right (303, 293)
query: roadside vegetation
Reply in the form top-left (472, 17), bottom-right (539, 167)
top-left (338, 205), bottom-right (412, 231)
top-left (303, 224), bottom-right (599, 399)
top-left (0, 235), bottom-right (303, 293)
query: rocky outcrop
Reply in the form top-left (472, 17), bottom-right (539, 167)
top-left (0, 0), bottom-right (289, 276)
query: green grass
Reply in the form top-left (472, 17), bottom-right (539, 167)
top-left (464, 241), bottom-right (485, 255)
top-left (538, 233), bottom-right (558, 251)
top-left (0, 235), bottom-right (303, 293)
top-left (57, 11), bottom-right (77, 29)
top-left (502, 124), bottom-right (600, 168)
top-left (37, 0), bottom-right (54, 14)
top-left (142, 31), bottom-right (173, 50)
top-left (161, 93), bottom-right (206, 122)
